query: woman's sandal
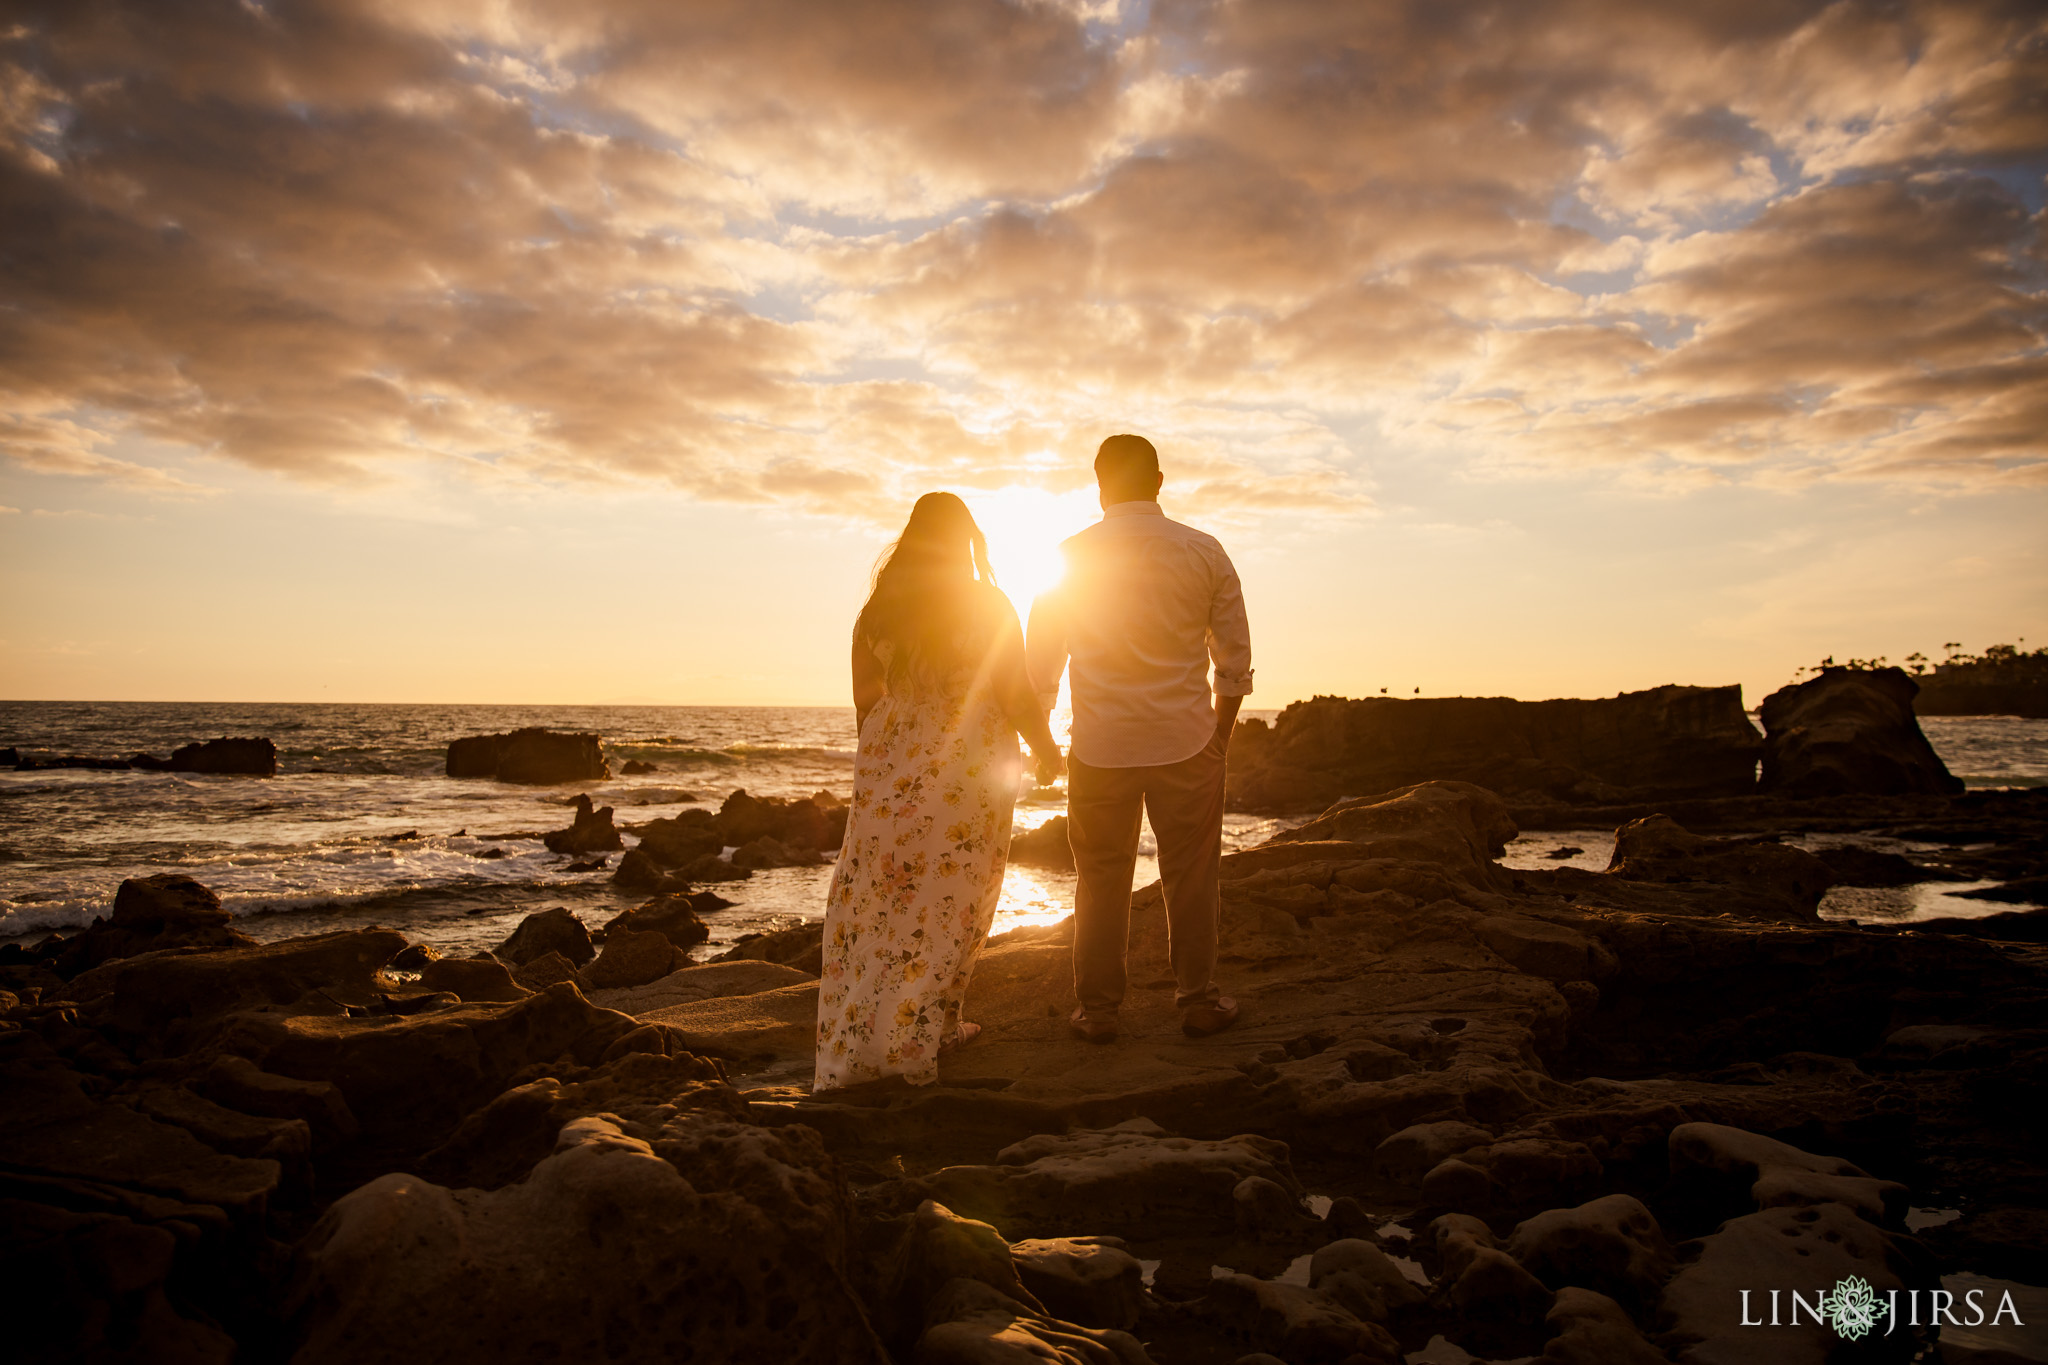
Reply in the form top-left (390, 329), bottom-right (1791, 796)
top-left (939, 1021), bottom-right (982, 1056)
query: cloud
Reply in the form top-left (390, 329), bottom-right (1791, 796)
top-left (0, 0), bottom-right (2041, 518)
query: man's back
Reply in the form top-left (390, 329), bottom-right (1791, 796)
top-left (1029, 501), bottom-right (1252, 768)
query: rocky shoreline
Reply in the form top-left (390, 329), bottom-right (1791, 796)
top-left (4, 766), bottom-right (2044, 1363)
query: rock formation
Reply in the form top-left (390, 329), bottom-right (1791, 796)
top-left (45, 873), bottom-right (257, 977)
top-left (1011, 816), bottom-right (1076, 870)
top-left (1226, 686), bottom-right (1762, 813)
top-left (3, 781), bottom-right (2043, 1362)
top-left (168, 737), bottom-right (277, 775)
top-left (1760, 666), bottom-right (1964, 797)
top-left (492, 907), bottom-right (596, 966)
top-left (444, 728), bottom-right (608, 784)
top-left (541, 794), bottom-right (623, 854)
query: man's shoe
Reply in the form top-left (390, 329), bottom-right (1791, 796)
top-left (1180, 995), bottom-right (1240, 1038)
top-left (1068, 1007), bottom-right (1118, 1044)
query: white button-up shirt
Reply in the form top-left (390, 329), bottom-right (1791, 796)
top-left (1025, 501), bottom-right (1254, 768)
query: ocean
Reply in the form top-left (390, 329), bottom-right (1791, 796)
top-left (3, 704), bottom-right (2042, 954)
top-left (0, 701), bottom-right (1298, 957)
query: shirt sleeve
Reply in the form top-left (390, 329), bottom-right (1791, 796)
top-left (1206, 546), bottom-right (1254, 697)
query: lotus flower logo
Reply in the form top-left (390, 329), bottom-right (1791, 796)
top-left (1820, 1276), bottom-right (1881, 1340)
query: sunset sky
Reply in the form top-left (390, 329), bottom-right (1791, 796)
top-left (3, 0), bottom-right (2044, 708)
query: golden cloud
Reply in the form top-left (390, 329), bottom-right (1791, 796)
top-left (0, 0), bottom-right (2040, 518)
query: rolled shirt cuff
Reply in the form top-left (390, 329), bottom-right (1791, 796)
top-left (1035, 690), bottom-right (1060, 712)
top-left (1212, 669), bottom-right (1255, 698)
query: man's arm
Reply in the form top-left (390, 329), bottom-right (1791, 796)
top-left (1024, 588), bottom-right (1070, 715)
top-left (1206, 547), bottom-right (1253, 753)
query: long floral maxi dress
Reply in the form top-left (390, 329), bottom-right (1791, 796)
top-left (814, 664), bottom-right (1019, 1091)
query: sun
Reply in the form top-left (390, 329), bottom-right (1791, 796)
top-left (962, 485), bottom-right (1099, 615)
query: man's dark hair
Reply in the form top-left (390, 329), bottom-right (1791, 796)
top-left (1094, 434), bottom-right (1159, 496)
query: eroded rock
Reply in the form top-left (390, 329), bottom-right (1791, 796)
top-left (289, 1115), bottom-right (887, 1364)
top-left (1761, 667), bottom-right (1962, 798)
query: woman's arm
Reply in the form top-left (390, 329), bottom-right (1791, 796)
top-left (992, 614), bottom-right (1063, 783)
top-left (852, 636), bottom-right (886, 732)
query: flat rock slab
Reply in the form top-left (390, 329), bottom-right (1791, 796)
top-left (592, 960), bottom-right (817, 1016)
top-left (639, 981), bottom-right (820, 1061)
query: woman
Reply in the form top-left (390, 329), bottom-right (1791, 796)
top-left (814, 492), bottom-right (1063, 1092)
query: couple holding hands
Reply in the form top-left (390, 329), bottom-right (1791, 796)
top-left (815, 434), bottom-right (1254, 1091)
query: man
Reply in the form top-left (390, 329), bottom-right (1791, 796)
top-left (1026, 433), bottom-right (1253, 1042)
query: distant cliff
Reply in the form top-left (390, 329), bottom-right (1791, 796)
top-left (1914, 645), bottom-right (2048, 719)
top-left (1226, 684), bottom-right (1763, 813)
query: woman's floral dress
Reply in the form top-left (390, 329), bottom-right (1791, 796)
top-left (814, 643), bottom-right (1019, 1091)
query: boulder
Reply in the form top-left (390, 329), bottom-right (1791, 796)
top-left (1373, 1121), bottom-right (1494, 1188)
top-left (416, 1050), bottom-right (731, 1191)
top-left (682, 853), bottom-right (753, 883)
top-left (1432, 1242), bottom-right (1552, 1356)
top-left (732, 835), bottom-right (821, 870)
top-left (1009, 1237), bottom-right (1146, 1332)
top-left (1506, 1194), bottom-right (1673, 1317)
top-left (1265, 780), bottom-right (1519, 870)
top-left (869, 1199), bottom-right (1047, 1348)
top-left (541, 794), bottom-right (623, 855)
top-left (1233, 1174), bottom-right (1315, 1243)
top-left (1813, 844), bottom-right (1939, 888)
top-left (1473, 915), bottom-right (1615, 983)
top-left (66, 929), bottom-right (407, 1049)
top-left (895, 1125), bottom-right (1303, 1240)
top-left (716, 789), bottom-right (848, 851)
top-left (492, 908), bottom-right (595, 967)
top-left (194, 1055), bottom-right (358, 1144)
top-left (599, 895), bottom-right (710, 952)
top-left (444, 728), bottom-right (608, 784)
top-left (1604, 815), bottom-right (1834, 921)
top-left (633, 982), bottom-right (821, 1061)
top-left (167, 737), bottom-right (276, 776)
top-left (1225, 685), bottom-right (1762, 813)
top-left (1658, 1203), bottom-right (1922, 1365)
top-left (580, 931), bottom-right (685, 992)
top-left (49, 874), bottom-right (257, 977)
top-left (1010, 817), bottom-right (1076, 870)
top-left (201, 982), bottom-right (640, 1153)
top-left (629, 809), bottom-right (723, 867)
top-left (1482, 1138), bottom-right (1604, 1213)
top-left (1760, 667), bottom-right (1963, 797)
top-left (287, 1115), bottom-right (888, 1365)
top-left (1202, 1273), bottom-right (1401, 1364)
top-left (912, 1277), bottom-right (1152, 1365)
top-left (621, 759), bottom-right (659, 775)
top-left (1308, 1238), bottom-right (1426, 1324)
top-left (612, 846), bottom-right (691, 892)
top-left (0, 1045), bottom-right (282, 1221)
top-left (1667, 1122), bottom-right (1908, 1227)
top-left (714, 922), bottom-right (824, 976)
top-left (585, 959), bottom-right (817, 1015)
top-left (416, 956), bottom-right (531, 1003)
top-left (1539, 1287), bottom-right (1667, 1365)
top-left (0, 1198), bottom-right (239, 1362)
top-left (129, 1083), bottom-right (313, 1172)
top-left (510, 950), bottom-right (581, 991)
top-left (389, 942), bottom-right (441, 970)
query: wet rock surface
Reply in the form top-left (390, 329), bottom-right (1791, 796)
top-left (2, 776), bottom-right (2043, 1362)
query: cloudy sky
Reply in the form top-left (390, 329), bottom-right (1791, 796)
top-left (3, 0), bottom-right (2043, 706)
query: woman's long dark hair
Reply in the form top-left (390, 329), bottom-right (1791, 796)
top-left (856, 492), bottom-right (1001, 681)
